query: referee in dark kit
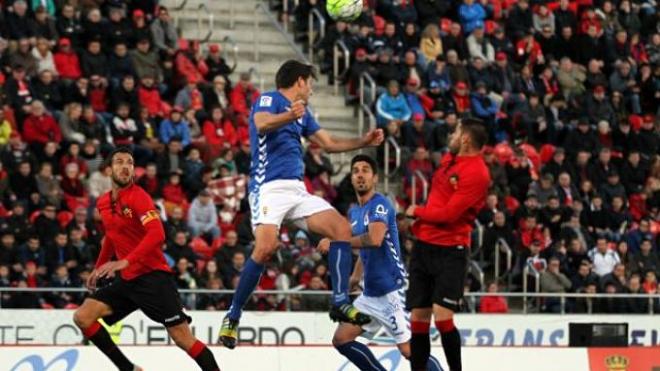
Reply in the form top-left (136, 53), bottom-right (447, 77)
top-left (405, 118), bottom-right (491, 371)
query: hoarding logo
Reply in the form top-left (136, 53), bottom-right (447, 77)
top-left (10, 349), bottom-right (78, 371)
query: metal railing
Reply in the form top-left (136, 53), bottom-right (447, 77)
top-left (494, 238), bottom-right (513, 285)
top-left (357, 103), bottom-right (376, 138)
top-left (280, 0), bottom-right (301, 32)
top-left (308, 8), bottom-right (326, 62)
top-left (410, 170), bottom-right (429, 205)
top-left (248, 66), bottom-right (265, 92)
top-left (254, 2), bottom-right (310, 63)
top-left (172, 0), bottom-right (189, 28)
top-left (472, 220), bottom-right (484, 264)
top-left (383, 136), bottom-right (401, 195)
top-left (1, 287), bottom-right (657, 314)
top-left (468, 260), bottom-right (485, 290)
top-left (328, 152), bottom-right (348, 178)
top-left (332, 40), bottom-right (350, 96)
top-left (522, 263), bottom-right (541, 314)
top-left (221, 35), bottom-right (239, 72)
top-left (196, 3), bottom-right (214, 43)
top-left (359, 72), bottom-right (376, 107)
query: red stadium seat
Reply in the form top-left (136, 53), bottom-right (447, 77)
top-left (190, 237), bottom-right (213, 260)
top-left (485, 20), bottom-right (499, 34)
top-left (440, 18), bottom-right (452, 33)
top-left (29, 211), bottom-right (41, 224)
top-left (134, 166), bottom-right (146, 179)
top-left (539, 144), bottom-right (555, 165)
top-left (504, 196), bottom-right (520, 214)
top-left (57, 211), bottom-right (74, 228)
top-left (494, 143), bottom-right (513, 165)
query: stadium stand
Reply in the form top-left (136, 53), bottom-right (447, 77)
top-left (0, 0), bottom-right (658, 316)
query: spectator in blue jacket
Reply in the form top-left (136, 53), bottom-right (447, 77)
top-left (160, 106), bottom-right (192, 147)
top-left (471, 81), bottom-right (499, 141)
top-left (403, 78), bottom-right (426, 118)
top-left (459, 0), bottom-right (487, 35)
top-left (376, 80), bottom-right (412, 127)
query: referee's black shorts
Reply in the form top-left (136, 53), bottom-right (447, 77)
top-left (406, 240), bottom-right (468, 312)
top-left (91, 270), bottom-right (192, 327)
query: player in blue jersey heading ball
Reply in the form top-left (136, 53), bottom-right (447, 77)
top-left (219, 60), bottom-right (384, 349)
top-left (319, 155), bottom-right (443, 371)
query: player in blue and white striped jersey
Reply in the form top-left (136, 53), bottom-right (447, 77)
top-left (319, 155), bottom-right (442, 371)
top-left (219, 60), bottom-right (384, 349)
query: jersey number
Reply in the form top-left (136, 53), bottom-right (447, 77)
top-left (389, 316), bottom-right (398, 332)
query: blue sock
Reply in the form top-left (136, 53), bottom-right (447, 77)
top-left (328, 241), bottom-right (351, 306)
top-left (335, 341), bottom-right (386, 371)
top-left (427, 355), bottom-right (444, 371)
top-left (227, 258), bottom-right (264, 320)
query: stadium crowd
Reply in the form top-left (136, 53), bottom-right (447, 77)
top-left (0, 0), bottom-right (657, 315)
top-left (301, 0), bottom-right (660, 313)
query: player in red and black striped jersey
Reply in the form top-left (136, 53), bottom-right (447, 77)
top-left (73, 147), bottom-right (220, 371)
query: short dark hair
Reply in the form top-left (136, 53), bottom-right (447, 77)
top-left (351, 154), bottom-right (378, 175)
top-left (461, 118), bottom-right (488, 149)
top-left (105, 146), bottom-right (134, 167)
top-left (275, 60), bottom-right (316, 89)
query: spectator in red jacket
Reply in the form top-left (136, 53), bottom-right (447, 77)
top-left (229, 72), bottom-right (260, 126)
top-left (518, 214), bottom-right (547, 250)
top-left (479, 282), bottom-right (509, 313)
top-left (60, 162), bottom-right (88, 211)
top-left (174, 39), bottom-right (208, 86)
top-left (202, 106), bottom-right (237, 159)
top-left (451, 81), bottom-right (471, 116)
top-left (162, 171), bottom-right (189, 215)
top-left (138, 75), bottom-right (165, 118)
top-left (53, 38), bottom-right (82, 81)
top-left (516, 32), bottom-right (544, 66)
top-left (22, 100), bottom-right (62, 150)
top-left (59, 142), bottom-right (89, 178)
top-left (404, 146), bottom-right (434, 204)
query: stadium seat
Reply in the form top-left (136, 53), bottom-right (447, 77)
top-left (29, 211), bottom-right (41, 224)
top-left (134, 166), bottom-right (146, 179)
top-left (57, 211), bottom-right (74, 228)
top-left (539, 144), bottom-right (555, 165)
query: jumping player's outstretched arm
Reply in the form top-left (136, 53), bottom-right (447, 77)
top-left (254, 100), bottom-right (305, 134)
top-left (309, 128), bottom-right (384, 153)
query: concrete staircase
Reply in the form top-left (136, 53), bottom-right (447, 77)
top-left (170, 0), bottom-right (359, 182)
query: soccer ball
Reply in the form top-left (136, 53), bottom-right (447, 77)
top-left (326, 0), bottom-right (363, 21)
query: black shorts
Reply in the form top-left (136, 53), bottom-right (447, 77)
top-left (406, 240), bottom-right (468, 312)
top-left (91, 270), bottom-right (191, 328)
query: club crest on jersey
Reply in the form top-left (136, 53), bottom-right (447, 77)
top-left (375, 204), bottom-right (388, 216)
top-left (262, 206), bottom-right (268, 216)
top-left (121, 206), bottom-right (133, 218)
top-left (449, 174), bottom-right (459, 190)
top-left (259, 96), bottom-right (272, 107)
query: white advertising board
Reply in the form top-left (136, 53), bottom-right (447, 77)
top-left (0, 310), bottom-right (658, 347)
top-left (0, 346), bottom-right (589, 371)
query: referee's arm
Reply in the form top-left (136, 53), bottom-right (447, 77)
top-left (413, 172), bottom-right (489, 224)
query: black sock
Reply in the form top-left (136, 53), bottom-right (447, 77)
top-left (188, 340), bottom-right (220, 371)
top-left (83, 322), bottom-right (133, 371)
top-left (410, 321), bottom-right (431, 371)
top-left (440, 329), bottom-right (462, 371)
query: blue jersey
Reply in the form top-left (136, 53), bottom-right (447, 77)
top-left (248, 91), bottom-right (321, 193)
top-left (348, 193), bottom-right (406, 297)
